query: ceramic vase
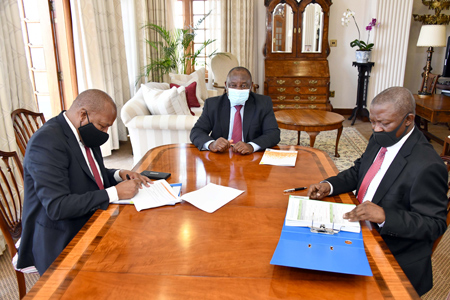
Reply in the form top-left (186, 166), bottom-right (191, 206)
top-left (355, 50), bottom-right (371, 63)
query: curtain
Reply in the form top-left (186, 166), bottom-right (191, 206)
top-left (122, 0), bottom-right (175, 93)
top-left (220, 0), bottom-right (255, 77)
top-left (71, 0), bottom-right (130, 157)
top-left (0, 0), bottom-right (36, 255)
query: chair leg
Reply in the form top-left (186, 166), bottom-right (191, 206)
top-left (15, 270), bottom-right (26, 299)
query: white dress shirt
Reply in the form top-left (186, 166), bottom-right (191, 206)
top-left (63, 112), bottom-right (122, 202)
top-left (203, 104), bottom-right (260, 151)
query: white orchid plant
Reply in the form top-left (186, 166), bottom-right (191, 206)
top-left (342, 9), bottom-right (380, 51)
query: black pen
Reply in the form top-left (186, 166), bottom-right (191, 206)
top-left (126, 174), bottom-right (131, 180)
top-left (284, 187), bottom-right (307, 193)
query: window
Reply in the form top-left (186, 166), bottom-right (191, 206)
top-left (175, 0), bottom-right (214, 74)
top-left (17, 0), bottom-right (77, 119)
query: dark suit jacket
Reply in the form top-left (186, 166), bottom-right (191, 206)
top-left (327, 128), bottom-right (448, 296)
top-left (190, 92), bottom-right (280, 150)
top-left (17, 112), bottom-right (117, 275)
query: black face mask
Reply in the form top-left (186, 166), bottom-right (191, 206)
top-left (372, 113), bottom-right (410, 148)
top-left (79, 112), bottom-right (109, 148)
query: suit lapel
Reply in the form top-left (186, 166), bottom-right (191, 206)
top-left (220, 95), bottom-right (231, 138)
top-left (242, 93), bottom-right (255, 142)
top-left (56, 112), bottom-right (97, 186)
top-left (371, 128), bottom-right (419, 205)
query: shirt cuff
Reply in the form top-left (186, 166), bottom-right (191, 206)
top-left (378, 221), bottom-right (385, 228)
top-left (106, 187), bottom-right (119, 203)
top-left (320, 180), bottom-right (333, 195)
top-left (114, 170), bottom-right (123, 182)
top-left (203, 140), bottom-right (214, 150)
top-left (248, 142), bottom-right (260, 152)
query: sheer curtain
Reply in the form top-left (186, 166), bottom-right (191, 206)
top-left (71, 0), bottom-right (130, 156)
top-left (121, 0), bottom-right (175, 94)
top-left (0, 0), bottom-right (36, 254)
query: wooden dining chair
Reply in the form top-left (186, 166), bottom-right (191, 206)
top-left (0, 150), bottom-right (26, 299)
top-left (417, 73), bottom-right (441, 133)
top-left (11, 109), bottom-right (46, 157)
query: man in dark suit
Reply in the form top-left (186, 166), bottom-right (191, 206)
top-left (308, 87), bottom-right (448, 296)
top-left (190, 67), bottom-right (280, 154)
top-left (17, 89), bottom-right (151, 275)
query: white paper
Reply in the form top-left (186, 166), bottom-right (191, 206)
top-left (259, 149), bottom-right (298, 166)
top-left (111, 182), bottom-right (182, 206)
top-left (180, 183), bottom-right (244, 213)
top-left (285, 196), bottom-right (360, 233)
top-left (117, 180), bottom-right (180, 211)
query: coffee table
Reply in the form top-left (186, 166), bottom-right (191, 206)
top-left (275, 109), bottom-right (345, 157)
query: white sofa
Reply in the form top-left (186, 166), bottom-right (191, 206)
top-left (121, 83), bottom-right (218, 165)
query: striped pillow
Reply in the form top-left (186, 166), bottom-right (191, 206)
top-left (141, 84), bottom-right (191, 115)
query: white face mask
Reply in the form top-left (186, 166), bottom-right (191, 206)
top-left (227, 88), bottom-right (250, 106)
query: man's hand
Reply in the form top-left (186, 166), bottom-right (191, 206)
top-left (119, 170), bottom-right (152, 187)
top-left (115, 179), bottom-right (142, 199)
top-left (343, 201), bottom-right (386, 223)
top-left (232, 141), bottom-right (254, 155)
top-left (307, 183), bottom-right (331, 200)
top-left (209, 137), bottom-right (232, 152)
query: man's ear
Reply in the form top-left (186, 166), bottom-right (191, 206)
top-left (405, 114), bottom-right (415, 126)
top-left (79, 108), bottom-right (88, 123)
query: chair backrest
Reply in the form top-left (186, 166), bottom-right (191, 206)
top-left (211, 52), bottom-right (239, 89)
top-left (11, 109), bottom-right (46, 157)
top-left (420, 72), bottom-right (440, 94)
top-left (0, 150), bottom-right (27, 298)
top-left (433, 155), bottom-right (450, 254)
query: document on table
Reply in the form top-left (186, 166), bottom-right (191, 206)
top-left (112, 182), bottom-right (182, 205)
top-left (259, 148), bottom-right (298, 166)
top-left (180, 183), bottom-right (244, 213)
top-left (286, 196), bottom-right (360, 233)
top-left (112, 180), bottom-right (181, 211)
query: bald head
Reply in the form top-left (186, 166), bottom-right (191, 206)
top-left (370, 87), bottom-right (415, 117)
top-left (70, 89), bottom-right (117, 115)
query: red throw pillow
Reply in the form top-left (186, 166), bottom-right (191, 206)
top-left (170, 82), bottom-right (200, 116)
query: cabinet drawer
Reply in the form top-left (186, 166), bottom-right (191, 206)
top-left (265, 60), bottom-right (330, 77)
top-left (270, 94), bottom-right (328, 103)
top-left (268, 86), bottom-right (328, 95)
top-left (266, 77), bottom-right (329, 87)
top-left (272, 103), bottom-right (329, 110)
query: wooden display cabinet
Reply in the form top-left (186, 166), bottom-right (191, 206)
top-left (264, 0), bottom-right (332, 111)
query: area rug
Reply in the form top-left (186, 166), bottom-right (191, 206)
top-left (279, 127), bottom-right (368, 171)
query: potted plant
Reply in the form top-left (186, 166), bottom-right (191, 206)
top-left (140, 11), bottom-right (217, 83)
top-left (342, 9), bottom-right (380, 63)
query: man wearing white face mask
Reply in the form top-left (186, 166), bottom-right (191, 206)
top-left (190, 67), bottom-right (280, 154)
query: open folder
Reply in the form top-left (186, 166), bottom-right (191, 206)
top-left (271, 197), bottom-right (372, 276)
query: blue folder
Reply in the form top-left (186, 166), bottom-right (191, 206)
top-left (270, 221), bottom-right (372, 276)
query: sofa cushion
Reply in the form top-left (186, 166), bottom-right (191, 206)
top-left (169, 67), bottom-right (207, 104)
top-left (141, 84), bottom-right (191, 116)
top-left (170, 81), bottom-right (199, 112)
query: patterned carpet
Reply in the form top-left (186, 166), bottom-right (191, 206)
top-left (0, 128), bottom-right (448, 299)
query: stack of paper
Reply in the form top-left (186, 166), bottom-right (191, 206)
top-left (259, 149), bottom-right (298, 166)
top-left (286, 196), bottom-right (360, 233)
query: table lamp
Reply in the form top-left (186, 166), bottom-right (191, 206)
top-left (417, 24), bottom-right (447, 95)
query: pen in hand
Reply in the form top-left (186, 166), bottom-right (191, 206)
top-left (126, 174), bottom-right (131, 180)
top-left (284, 187), bottom-right (307, 193)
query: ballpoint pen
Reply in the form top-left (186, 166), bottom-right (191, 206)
top-left (284, 187), bottom-right (307, 193)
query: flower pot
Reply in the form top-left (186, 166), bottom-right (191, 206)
top-left (355, 50), bottom-right (371, 63)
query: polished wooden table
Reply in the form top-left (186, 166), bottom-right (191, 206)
top-left (26, 144), bottom-right (418, 299)
top-left (275, 110), bottom-right (345, 157)
top-left (414, 93), bottom-right (450, 145)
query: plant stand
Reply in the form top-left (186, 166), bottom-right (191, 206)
top-left (349, 62), bottom-right (375, 125)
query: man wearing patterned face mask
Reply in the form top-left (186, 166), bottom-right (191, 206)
top-left (17, 89), bottom-right (152, 275)
top-left (190, 66), bottom-right (280, 154)
top-left (307, 87), bottom-right (448, 296)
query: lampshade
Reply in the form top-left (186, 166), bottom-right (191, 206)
top-left (417, 24), bottom-right (447, 47)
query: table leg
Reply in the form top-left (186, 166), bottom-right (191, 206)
top-left (297, 131), bottom-right (301, 145)
top-left (335, 126), bottom-right (343, 158)
top-left (306, 131), bottom-right (319, 148)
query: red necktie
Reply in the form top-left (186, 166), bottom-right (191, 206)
top-left (357, 147), bottom-right (387, 203)
top-left (231, 105), bottom-right (243, 143)
top-left (84, 146), bottom-right (104, 190)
